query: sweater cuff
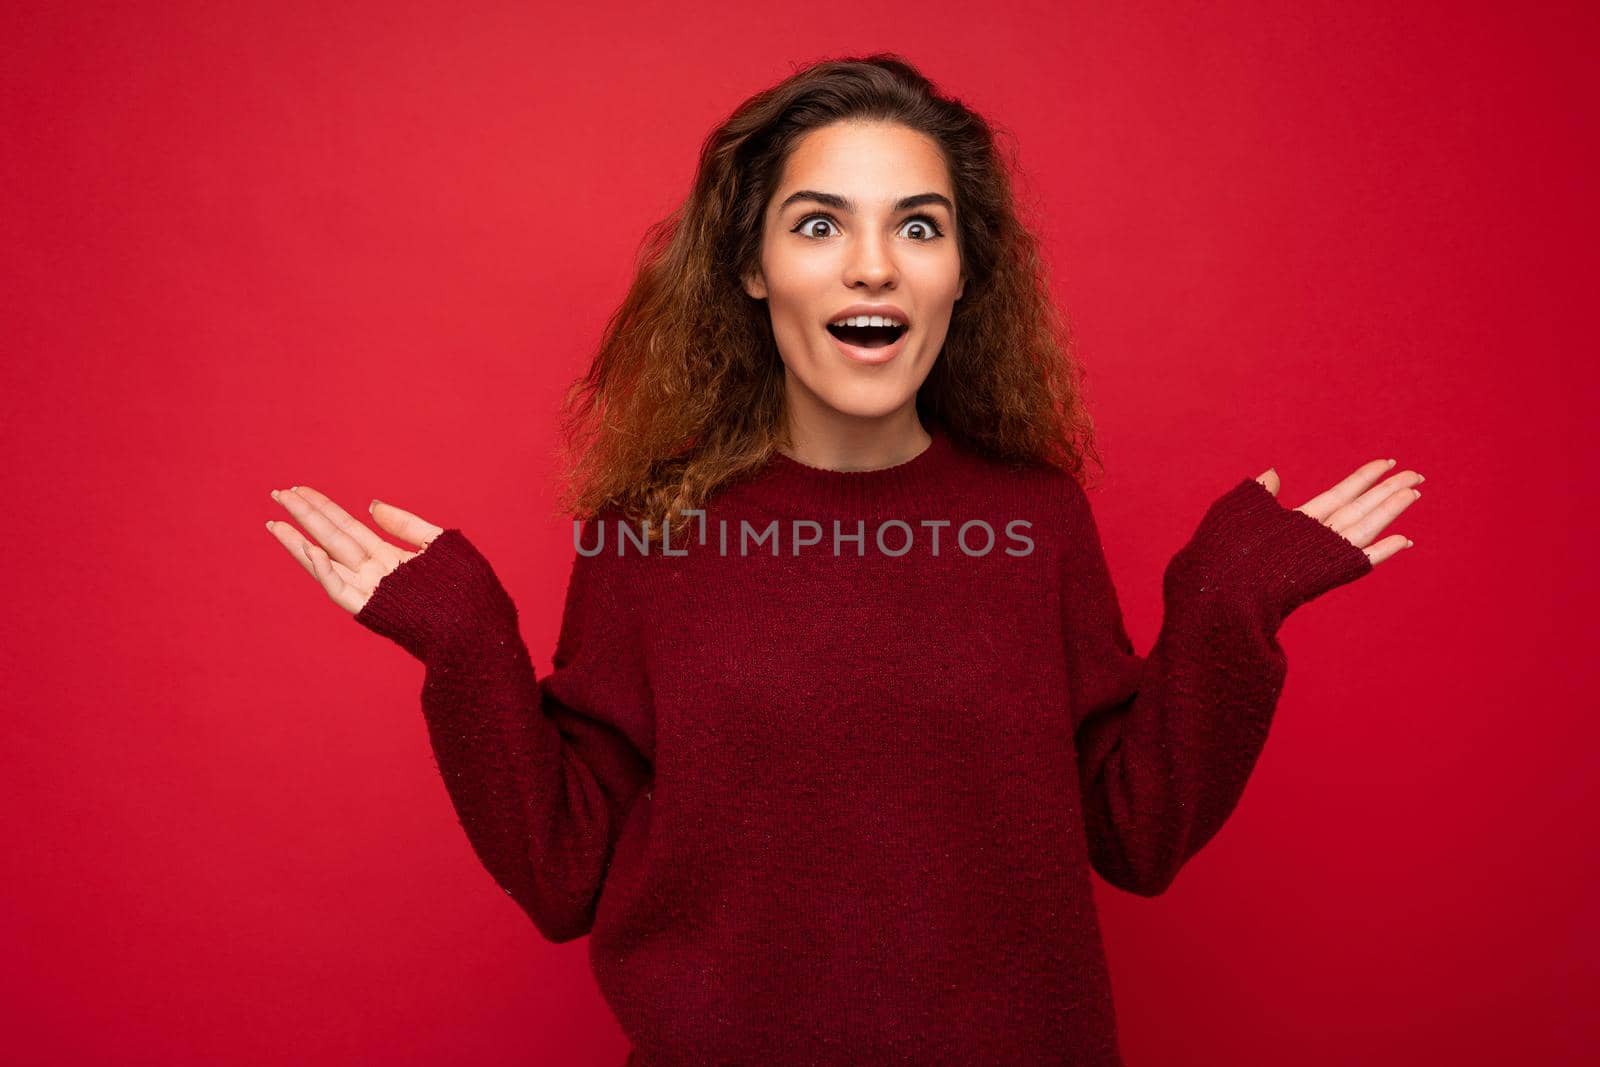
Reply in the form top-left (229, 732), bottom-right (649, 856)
top-left (352, 528), bottom-right (519, 663)
top-left (1170, 477), bottom-right (1373, 628)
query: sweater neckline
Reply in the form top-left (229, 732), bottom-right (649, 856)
top-left (736, 418), bottom-right (956, 517)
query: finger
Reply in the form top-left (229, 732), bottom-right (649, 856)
top-left (302, 541), bottom-right (368, 615)
top-left (266, 519), bottom-right (323, 582)
top-left (1254, 468), bottom-right (1280, 496)
top-left (267, 519), bottom-right (370, 609)
top-left (321, 549), bottom-right (361, 587)
top-left (284, 484), bottom-right (391, 559)
top-left (1328, 468), bottom-right (1424, 534)
top-left (1364, 532), bottom-right (1414, 567)
top-left (1327, 475), bottom-right (1412, 535)
top-left (1294, 458), bottom-right (1397, 522)
top-left (1337, 483), bottom-right (1421, 549)
top-left (271, 485), bottom-right (370, 571)
top-left (368, 498), bottom-right (446, 551)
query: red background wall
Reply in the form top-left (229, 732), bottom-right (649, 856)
top-left (4, 2), bottom-right (1593, 1063)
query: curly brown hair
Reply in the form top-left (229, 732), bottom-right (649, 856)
top-left (553, 52), bottom-right (1103, 541)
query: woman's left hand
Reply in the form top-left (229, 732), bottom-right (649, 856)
top-left (1255, 459), bottom-right (1423, 567)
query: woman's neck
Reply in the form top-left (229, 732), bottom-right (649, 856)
top-left (776, 408), bottom-right (933, 473)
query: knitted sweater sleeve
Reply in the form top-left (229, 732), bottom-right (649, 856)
top-left (351, 524), bottom-right (653, 942)
top-left (1059, 476), bottom-right (1373, 897)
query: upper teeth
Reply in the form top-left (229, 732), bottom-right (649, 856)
top-left (830, 314), bottom-right (905, 328)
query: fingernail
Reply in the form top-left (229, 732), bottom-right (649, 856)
top-left (270, 490), bottom-right (280, 501)
top-left (1405, 539), bottom-right (1414, 548)
top-left (369, 499), bottom-right (381, 513)
top-left (264, 521), bottom-right (274, 531)
top-left (1415, 474), bottom-right (1424, 483)
top-left (1387, 458), bottom-right (1396, 467)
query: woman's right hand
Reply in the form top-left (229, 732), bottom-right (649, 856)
top-left (265, 486), bottom-right (446, 616)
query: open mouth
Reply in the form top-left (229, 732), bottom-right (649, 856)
top-left (826, 322), bottom-right (908, 349)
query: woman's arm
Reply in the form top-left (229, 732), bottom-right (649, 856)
top-left (1058, 473), bottom-right (1384, 897)
top-left (349, 522), bottom-right (654, 943)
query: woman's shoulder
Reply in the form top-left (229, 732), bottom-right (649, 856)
top-left (946, 431), bottom-right (1089, 519)
top-left (565, 499), bottom-right (687, 592)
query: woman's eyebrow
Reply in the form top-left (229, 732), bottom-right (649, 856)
top-left (777, 190), bottom-right (954, 216)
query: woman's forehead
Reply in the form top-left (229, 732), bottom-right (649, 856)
top-left (774, 123), bottom-right (953, 210)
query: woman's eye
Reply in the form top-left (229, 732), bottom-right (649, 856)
top-left (791, 214), bottom-right (946, 241)
top-left (796, 216), bottom-right (837, 239)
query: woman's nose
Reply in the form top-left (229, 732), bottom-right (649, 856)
top-left (842, 236), bottom-right (897, 289)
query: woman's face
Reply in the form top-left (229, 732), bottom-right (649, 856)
top-left (743, 120), bottom-right (965, 428)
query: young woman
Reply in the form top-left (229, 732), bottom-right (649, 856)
top-left (265, 55), bottom-right (1421, 1066)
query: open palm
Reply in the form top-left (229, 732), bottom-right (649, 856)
top-left (264, 486), bottom-right (446, 615)
top-left (1255, 457), bottom-right (1424, 567)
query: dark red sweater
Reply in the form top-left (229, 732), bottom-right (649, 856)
top-left (354, 419), bottom-right (1371, 1065)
